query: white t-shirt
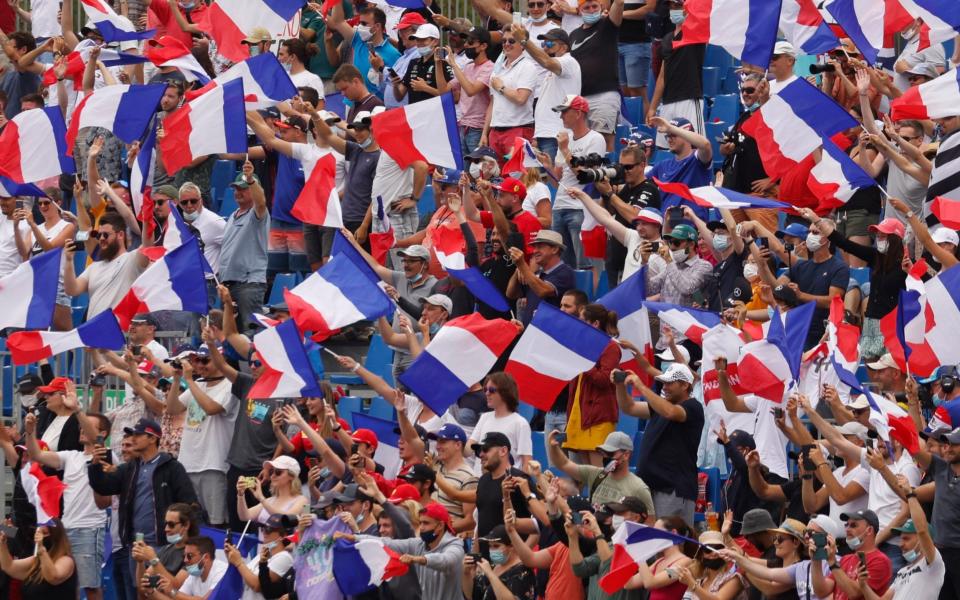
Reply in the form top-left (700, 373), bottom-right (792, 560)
top-left (533, 53), bottom-right (582, 139)
top-left (470, 411), bottom-right (532, 474)
top-left (860, 449), bottom-right (921, 539)
top-left (553, 129), bottom-right (607, 210)
top-left (190, 209), bottom-right (226, 276)
top-left (785, 560), bottom-right (831, 600)
top-left (30, 0), bottom-right (61, 38)
top-left (521, 19), bottom-right (557, 100)
top-left (489, 54), bottom-right (538, 128)
top-left (289, 69), bottom-right (326, 100)
top-left (242, 551), bottom-right (294, 600)
top-left (290, 143), bottom-right (346, 188)
top-left (522, 181), bottom-right (551, 218)
top-left (891, 551), bottom-right (946, 600)
top-left (0, 214), bottom-right (30, 277)
top-left (893, 39), bottom-right (946, 92)
top-left (179, 559), bottom-right (228, 597)
top-left (56, 450), bottom-right (107, 529)
top-left (78, 251), bottom-right (147, 317)
top-left (622, 229), bottom-right (645, 282)
top-left (404, 394), bottom-right (443, 433)
top-left (768, 75), bottom-right (798, 95)
top-left (560, 1), bottom-right (583, 32)
top-left (828, 464), bottom-right (870, 522)
top-left (178, 379), bottom-right (238, 473)
top-left (371, 152), bottom-right (414, 208)
top-left (40, 415), bottom-right (70, 451)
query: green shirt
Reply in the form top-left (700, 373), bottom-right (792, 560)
top-left (572, 555), bottom-right (647, 600)
top-left (300, 3), bottom-right (354, 80)
top-left (577, 464), bottom-right (655, 517)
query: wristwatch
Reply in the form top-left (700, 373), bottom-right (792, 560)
top-left (527, 493), bottom-right (537, 501)
top-left (332, 424), bottom-right (342, 432)
top-left (147, 558), bottom-right (160, 567)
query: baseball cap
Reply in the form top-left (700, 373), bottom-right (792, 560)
top-left (808, 514), bottom-right (844, 539)
top-left (597, 431), bottom-right (634, 453)
top-left (351, 428), bottom-right (379, 450)
top-left (772, 284), bottom-right (799, 307)
top-left (401, 463), bottom-right (436, 482)
top-left (932, 227), bottom-right (960, 246)
top-left (243, 27), bottom-right (272, 44)
top-left (312, 492), bottom-right (338, 510)
top-left (275, 115), bottom-right (308, 133)
top-left (398, 244), bottom-right (430, 260)
top-left (17, 373), bottom-right (44, 394)
top-left (464, 26), bottom-right (491, 45)
top-left (633, 207), bottom-right (663, 225)
top-left (938, 427), bottom-right (960, 444)
top-left (131, 312), bottom-right (160, 328)
top-left (465, 146), bottom-right (498, 162)
top-left (263, 513), bottom-right (296, 534)
top-left (904, 62), bottom-right (938, 79)
top-left (849, 396), bottom-right (871, 410)
top-left (426, 424), bottom-right (465, 445)
top-left (665, 223), bottom-right (698, 241)
top-left (773, 41), bottom-right (797, 57)
top-left (480, 524), bottom-right (511, 544)
top-left (420, 502), bottom-right (454, 532)
top-left (433, 167), bottom-right (462, 185)
top-left (153, 185), bottom-right (179, 201)
top-left (669, 117), bottom-right (694, 131)
top-left (537, 28), bottom-right (570, 45)
top-left (605, 496), bottom-right (650, 516)
top-left (868, 217), bottom-right (906, 238)
top-left (38, 376), bottom-right (71, 394)
top-left (395, 12), bottom-right (427, 30)
top-left (531, 230), bottom-right (565, 249)
top-left (866, 353), bottom-right (899, 371)
top-left (893, 519), bottom-right (919, 534)
top-left (838, 421), bottom-right (869, 441)
top-left (333, 483), bottom-right (373, 504)
top-left (920, 424), bottom-right (951, 440)
top-left (655, 363), bottom-right (695, 385)
top-left (264, 455), bottom-right (302, 477)
top-left (168, 343), bottom-right (198, 362)
top-left (728, 429), bottom-right (757, 450)
top-left (419, 294), bottom-right (453, 313)
top-left (388, 483), bottom-right (422, 504)
top-left (656, 345), bottom-right (691, 364)
top-left (393, 423), bottom-right (429, 443)
top-left (411, 23), bottom-right (440, 39)
top-left (471, 431), bottom-right (512, 454)
top-left (622, 131), bottom-right (655, 148)
top-left (840, 509), bottom-right (880, 532)
top-left (552, 94), bottom-right (590, 113)
top-left (494, 177), bottom-right (527, 199)
top-left (123, 417), bottom-right (162, 438)
top-left (229, 173), bottom-right (261, 189)
top-left (348, 111), bottom-right (374, 129)
top-left (834, 38), bottom-right (860, 56)
top-left (776, 222), bottom-right (809, 239)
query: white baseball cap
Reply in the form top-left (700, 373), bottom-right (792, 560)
top-left (656, 346), bottom-right (691, 364)
top-left (932, 226), bottom-right (959, 246)
top-left (773, 41), bottom-right (797, 57)
top-left (655, 363), bottom-right (695, 385)
top-left (411, 23), bottom-right (440, 39)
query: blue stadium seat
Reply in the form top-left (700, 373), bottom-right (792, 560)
top-left (330, 333), bottom-right (395, 386)
top-left (623, 96), bottom-right (645, 126)
top-left (850, 267), bottom-right (871, 287)
top-left (616, 413), bottom-right (640, 439)
top-left (337, 396), bottom-right (364, 430)
top-left (720, 66), bottom-right (742, 94)
top-left (517, 402), bottom-right (535, 423)
top-left (268, 273), bottom-right (300, 305)
top-left (694, 467), bottom-right (723, 523)
top-left (574, 270), bottom-right (593, 299)
top-left (704, 45), bottom-right (734, 71)
top-left (708, 94), bottom-right (741, 125)
top-left (367, 396), bottom-right (396, 421)
top-left (702, 67), bottom-right (721, 98)
top-left (418, 183), bottom-right (436, 216)
top-left (531, 431), bottom-right (549, 469)
top-left (218, 187), bottom-right (238, 217)
top-left (209, 160), bottom-right (236, 199)
top-left (595, 270), bottom-right (610, 299)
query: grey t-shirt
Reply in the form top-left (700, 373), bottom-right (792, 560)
top-left (133, 455), bottom-right (162, 544)
top-left (342, 142), bottom-right (380, 223)
top-left (219, 206), bottom-right (270, 283)
top-left (389, 270), bottom-right (437, 373)
top-left (930, 455), bottom-right (960, 548)
top-left (226, 373), bottom-right (279, 471)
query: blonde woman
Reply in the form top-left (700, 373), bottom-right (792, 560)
top-left (237, 456), bottom-right (309, 531)
top-left (520, 167), bottom-right (552, 227)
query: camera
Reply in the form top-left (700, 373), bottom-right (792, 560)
top-left (809, 63), bottom-right (837, 75)
top-left (169, 359), bottom-right (182, 370)
top-left (571, 153), bottom-right (625, 185)
top-left (89, 370), bottom-right (106, 387)
top-left (783, 242), bottom-right (795, 253)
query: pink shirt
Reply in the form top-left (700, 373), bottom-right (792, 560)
top-left (452, 60), bottom-right (495, 130)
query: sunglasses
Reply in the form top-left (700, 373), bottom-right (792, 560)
top-left (164, 520), bottom-right (182, 528)
top-left (542, 40), bottom-right (556, 49)
top-left (192, 356), bottom-right (211, 364)
top-left (503, 38), bottom-right (517, 45)
top-left (528, 1), bottom-right (546, 5)
top-left (667, 238), bottom-right (685, 247)
top-left (270, 468), bottom-right (288, 476)
top-left (180, 197), bottom-right (201, 205)
top-left (899, 135), bottom-right (920, 142)
top-left (155, 198), bottom-right (167, 204)
top-left (774, 535), bottom-right (792, 544)
top-left (664, 133), bottom-right (677, 139)
top-left (183, 553), bottom-right (204, 561)
top-left (484, 386), bottom-right (498, 394)
top-left (740, 87), bottom-right (756, 94)
top-left (96, 231), bottom-right (114, 239)
top-left (38, 200), bottom-right (52, 206)
top-left (251, 360), bottom-right (263, 368)
top-left (621, 163), bottom-right (640, 171)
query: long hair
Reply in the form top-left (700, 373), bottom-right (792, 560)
top-left (875, 233), bottom-right (904, 274)
top-left (582, 303), bottom-right (619, 336)
top-left (26, 520), bottom-right (71, 584)
top-left (486, 372), bottom-right (519, 412)
top-left (659, 516), bottom-right (699, 558)
top-left (168, 502), bottom-right (201, 538)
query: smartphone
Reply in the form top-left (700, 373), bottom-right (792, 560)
top-left (613, 370), bottom-right (628, 384)
top-left (665, 567), bottom-right (678, 579)
top-left (0, 525), bottom-right (18, 539)
top-left (773, 407), bottom-right (784, 419)
top-left (463, 538), bottom-right (473, 553)
top-left (468, 552), bottom-right (483, 562)
top-left (668, 206), bottom-right (684, 222)
top-left (131, 344), bottom-right (142, 357)
top-left (146, 575), bottom-right (161, 589)
top-left (386, 67), bottom-right (398, 80)
top-left (756, 237), bottom-right (768, 249)
top-left (554, 432), bottom-right (567, 444)
top-left (857, 551), bottom-right (867, 566)
top-left (306, 457), bottom-right (320, 470)
top-left (649, 241), bottom-right (659, 253)
top-left (75, 231), bottom-right (90, 243)
top-left (135, 532), bottom-right (145, 543)
top-left (95, 433), bottom-right (107, 447)
top-left (812, 532), bottom-right (828, 560)
top-left (15, 200), bottom-right (24, 211)
top-left (571, 512), bottom-right (583, 525)
top-left (225, 529), bottom-right (232, 545)
top-left (512, 10), bottom-right (522, 25)
top-left (437, 48), bottom-right (448, 60)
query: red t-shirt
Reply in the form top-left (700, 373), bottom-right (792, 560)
top-left (480, 209), bottom-right (542, 255)
top-left (831, 549), bottom-right (891, 600)
top-left (148, 0), bottom-right (208, 48)
top-left (290, 418), bottom-right (351, 456)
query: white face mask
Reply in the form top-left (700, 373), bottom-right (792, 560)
top-left (743, 263), bottom-right (759, 280)
top-left (805, 233), bottom-right (823, 253)
top-left (183, 210), bottom-right (199, 222)
top-left (669, 9), bottom-right (685, 24)
top-left (671, 248), bottom-right (688, 263)
top-left (712, 234), bottom-right (730, 252)
top-left (530, 13), bottom-right (548, 22)
top-left (357, 25), bottom-right (373, 42)
top-left (876, 239), bottom-right (889, 254)
top-left (611, 515), bottom-right (626, 530)
top-left (417, 45), bottom-right (434, 57)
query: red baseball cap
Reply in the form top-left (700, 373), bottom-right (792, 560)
top-left (868, 217), bottom-right (905, 239)
top-left (552, 94), bottom-right (590, 113)
top-left (351, 428), bottom-right (379, 450)
top-left (38, 376), bottom-right (71, 394)
top-left (420, 502), bottom-right (454, 532)
top-left (395, 12), bottom-right (427, 31)
top-left (494, 177), bottom-right (527, 200)
top-left (388, 483), bottom-right (421, 504)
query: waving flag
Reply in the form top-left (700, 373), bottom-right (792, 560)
top-left (0, 176), bottom-right (44, 198)
top-left (903, 262), bottom-right (960, 377)
top-left (400, 313), bottom-right (519, 415)
top-left (898, 0), bottom-right (960, 45)
top-left (21, 461), bottom-right (66, 525)
top-left (7, 310), bottom-right (125, 365)
top-left (742, 79), bottom-right (858, 179)
top-left (66, 84), bottom-right (166, 156)
top-left (675, 0), bottom-right (781, 69)
top-left (200, 526), bottom-right (260, 559)
top-left (332, 230), bottom-right (382, 287)
top-left (432, 226), bottom-right (511, 313)
top-left (701, 324), bottom-right (747, 403)
top-left (352, 413), bottom-right (403, 479)
top-left (132, 123), bottom-right (158, 239)
top-left (248, 319), bottom-right (323, 399)
top-left (160, 79), bottom-right (247, 174)
top-left (76, 40), bottom-right (150, 67)
top-left (506, 303), bottom-right (612, 410)
top-left (369, 196), bottom-right (395, 265)
top-left (601, 522), bottom-right (700, 594)
top-left (597, 269), bottom-right (654, 380)
top-left (285, 253), bottom-right (395, 341)
top-left (580, 208), bottom-right (606, 259)
top-left (195, 0), bottom-right (303, 63)
top-left (643, 302), bottom-right (722, 345)
top-left (891, 68), bottom-right (960, 121)
top-left (824, 0), bottom-right (913, 64)
top-left (502, 137), bottom-right (548, 178)
top-left (207, 565), bottom-right (244, 600)
top-left (738, 302), bottom-right (815, 401)
top-left (930, 399), bottom-right (960, 431)
top-left (813, 295), bottom-right (861, 371)
top-left (0, 107), bottom-right (75, 183)
top-left (333, 538), bottom-right (409, 595)
top-left (292, 153), bottom-right (342, 227)
top-left (779, 0), bottom-right (838, 54)
top-left (371, 93), bottom-right (463, 170)
top-left (652, 179), bottom-right (789, 210)
top-left (41, 51), bottom-right (85, 88)
top-left (113, 240), bottom-right (208, 330)
top-left (141, 207), bottom-right (214, 274)
top-left (929, 197), bottom-right (960, 229)
top-left (144, 36), bottom-right (212, 83)
top-left (79, 0), bottom-right (155, 41)
top-left (0, 250), bottom-right (61, 332)
top-left (185, 53), bottom-right (298, 110)
top-left (809, 140), bottom-right (878, 209)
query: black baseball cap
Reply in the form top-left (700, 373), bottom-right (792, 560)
top-left (840, 509), bottom-right (880, 532)
top-left (401, 463), bottom-right (437, 482)
top-left (470, 431), bottom-right (512, 455)
top-left (464, 26), bottom-right (491, 45)
top-left (537, 28), bottom-right (570, 45)
top-left (124, 417), bottom-right (162, 438)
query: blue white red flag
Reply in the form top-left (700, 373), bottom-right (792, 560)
top-left (432, 225), bottom-right (511, 312)
top-left (738, 302), bottom-right (815, 402)
top-left (675, 0), bottom-right (782, 69)
top-left (248, 320), bottom-right (323, 400)
top-left (652, 179), bottom-right (790, 210)
top-left (0, 250), bottom-right (61, 332)
top-left (21, 461), bottom-right (65, 525)
top-left (597, 269), bottom-right (654, 378)
top-left (779, 0), bottom-right (838, 55)
top-left (195, 0), bottom-right (303, 63)
top-left (79, 0), bottom-right (155, 41)
top-left (292, 153), bottom-right (342, 228)
top-left (333, 538), bottom-right (409, 595)
top-left (0, 176), bottom-right (44, 198)
top-left (160, 78), bottom-right (247, 174)
top-left (371, 94), bottom-right (463, 170)
top-left (642, 302), bottom-right (722, 345)
top-left (369, 196), bottom-right (395, 266)
top-left (66, 84), bottom-right (166, 156)
top-left (7, 310), bottom-right (125, 365)
top-left (601, 522), bottom-right (700, 594)
top-left (131, 123), bottom-right (158, 238)
top-left (891, 68), bottom-right (960, 121)
top-left (0, 107), bottom-right (75, 183)
top-left (351, 412), bottom-right (403, 480)
top-left (898, 0), bottom-right (960, 45)
top-left (186, 52), bottom-right (298, 109)
top-left (809, 140), bottom-right (878, 209)
top-left (144, 36), bottom-right (212, 83)
top-left (824, 0), bottom-right (913, 64)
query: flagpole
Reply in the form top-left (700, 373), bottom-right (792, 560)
top-left (238, 519), bottom-right (254, 546)
top-left (322, 346), bottom-right (342, 360)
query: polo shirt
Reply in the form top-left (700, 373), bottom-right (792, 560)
top-left (647, 149), bottom-right (712, 220)
top-left (352, 31), bottom-right (402, 96)
top-left (342, 141), bottom-right (381, 223)
top-left (489, 54), bottom-right (538, 128)
top-left (219, 206), bottom-right (270, 283)
top-left (787, 254), bottom-right (849, 348)
top-left (520, 260), bottom-right (576, 325)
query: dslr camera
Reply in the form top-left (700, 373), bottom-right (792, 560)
top-left (571, 153), bottom-right (626, 185)
top-left (809, 63), bottom-right (837, 74)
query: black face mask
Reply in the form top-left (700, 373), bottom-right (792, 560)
top-left (702, 557), bottom-right (726, 570)
top-left (464, 47), bottom-right (478, 59)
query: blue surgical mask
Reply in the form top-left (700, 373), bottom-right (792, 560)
top-left (846, 535), bottom-right (863, 550)
top-left (185, 562), bottom-right (203, 576)
top-left (902, 548), bottom-right (919, 563)
top-left (747, 102), bottom-right (760, 111)
top-left (359, 136), bottom-right (373, 149)
top-left (263, 540), bottom-right (280, 551)
top-left (166, 532), bottom-right (182, 544)
top-left (933, 394), bottom-right (945, 407)
top-left (429, 322), bottom-right (441, 335)
top-left (420, 530), bottom-right (438, 545)
top-left (418, 46), bottom-right (434, 57)
top-left (712, 234), bottom-right (730, 252)
top-left (489, 549), bottom-right (507, 564)
top-left (409, 272), bottom-right (423, 284)
top-left (669, 9), bottom-right (685, 24)
top-left (183, 210), bottom-right (199, 222)
top-left (581, 11), bottom-right (602, 25)
top-left (249, 46), bottom-right (262, 57)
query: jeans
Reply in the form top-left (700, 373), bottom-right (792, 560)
top-left (224, 281), bottom-right (267, 333)
top-left (67, 526), bottom-right (105, 590)
top-left (551, 208), bottom-right (587, 269)
top-left (536, 137), bottom-right (559, 164)
top-left (112, 545), bottom-right (136, 600)
top-left (544, 411), bottom-right (567, 436)
top-left (618, 42), bottom-right (652, 89)
top-left (462, 127), bottom-right (483, 157)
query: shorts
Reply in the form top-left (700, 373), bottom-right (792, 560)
top-left (268, 222), bottom-right (308, 272)
top-left (655, 98), bottom-right (706, 147)
top-left (584, 91), bottom-right (621, 134)
top-left (189, 470), bottom-right (228, 525)
top-left (67, 526), bottom-right (105, 589)
top-left (835, 208), bottom-right (878, 238)
top-left (389, 208), bottom-right (420, 240)
top-left (618, 42), bottom-right (652, 89)
top-left (56, 279), bottom-right (71, 307)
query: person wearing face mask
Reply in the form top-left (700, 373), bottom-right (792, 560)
top-left (446, 27), bottom-right (496, 157)
top-left (241, 27), bottom-right (274, 58)
top-left (156, 536), bottom-right (228, 600)
top-left (278, 39), bottom-right (324, 100)
top-left (568, 498), bottom-right (649, 600)
top-left (132, 504), bottom-right (197, 588)
top-left (224, 513), bottom-right (295, 600)
top-left (646, 224), bottom-right (712, 350)
top-left (672, 531), bottom-right (745, 600)
top-left (682, 209), bottom-right (749, 313)
top-left (328, 4), bottom-right (402, 97)
top-left (811, 510), bottom-right (891, 600)
top-left (176, 182), bottom-right (224, 303)
top-left (394, 24), bottom-right (452, 104)
top-left (463, 524), bottom-right (536, 600)
top-left (892, 18), bottom-right (946, 92)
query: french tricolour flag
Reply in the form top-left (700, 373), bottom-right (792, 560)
top-left (701, 324), bottom-right (747, 404)
top-left (808, 140), bottom-right (877, 209)
top-left (580, 207), bottom-right (606, 259)
top-left (890, 68), bottom-right (960, 121)
top-left (502, 137), bottom-right (548, 178)
top-left (352, 413), bottom-right (404, 479)
top-left (898, 0), bottom-right (960, 45)
top-left (505, 303), bottom-right (612, 410)
top-left (779, 0), bottom-right (839, 55)
top-left (903, 262), bottom-right (960, 378)
top-left (7, 310), bottom-right (125, 365)
top-left (371, 93), bottom-right (463, 170)
top-left (285, 253), bottom-right (395, 341)
top-left (931, 197), bottom-right (960, 229)
top-left (333, 538), bottom-right (409, 595)
top-left (248, 320), bottom-right (324, 400)
top-left (738, 302), bottom-right (815, 402)
top-left (369, 196), bottom-right (395, 266)
top-left (160, 78), bottom-right (247, 175)
top-left (596, 269), bottom-right (654, 381)
top-left (431, 225), bottom-right (510, 313)
top-left (41, 52), bottom-right (85, 88)
top-left (0, 250), bottom-right (61, 332)
top-left (291, 153), bottom-right (342, 228)
top-left (144, 36), bottom-right (212, 84)
top-left (652, 178), bottom-right (789, 210)
top-left (0, 107), bottom-right (75, 183)
top-left (808, 295), bottom-right (861, 372)
top-left (399, 313), bottom-right (519, 415)
top-left (186, 53), bottom-right (298, 110)
top-left (600, 522), bottom-right (699, 594)
top-left (675, 0), bottom-right (781, 69)
top-left (141, 205), bottom-right (214, 275)
top-left (113, 239), bottom-right (209, 330)
top-left (0, 176), bottom-right (44, 198)
top-left (824, 0), bottom-right (913, 64)
top-left (65, 84), bottom-right (166, 156)
top-left (131, 123), bottom-right (158, 238)
top-left (742, 78), bottom-right (857, 180)
top-left (196, 0), bottom-right (303, 63)
top-left (21, 461), bottom-right (66, 525)
top-left (79, 0), bottom-right (155, 42)
top-left (76, 39), bottom-right (150, 67)
top-left (643, 302), bottom-right (722, 346)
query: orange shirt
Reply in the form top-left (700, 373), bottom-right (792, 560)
top-left (545, 542), bottom-right (585, 600)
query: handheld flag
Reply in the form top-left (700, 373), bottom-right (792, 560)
top-left (808, 139), bottom-right (878, 209)
top-left (779, 0), bottom-right (838, 55)
top-left (248, 320), bottom-right (323, 400)
top-left (890, 68), bottom-right (960, 122)
top-left (371, 94), bottom-right (463, 170)
top-left (0, 107), bottom-right (76, 183)
top-left (144, 36), bottom-right (212, 83)
top-left (21, 461), bottom-right (66, 524)
top-left (596, 269), bottom-right (654, 379)
top-left (185, 53), bottom-right (298, 109)
top-left (332, 537), bottom-right (409, 594)
top-left (352, 413), bottom-right (403, 479)
top-left (0, 176), bottom-right (45, 198)
top-left (66, 84), bottom-right (166, 156)
top-left (432, 226), bottom-right (511, 313)
top-left (7, 310), bottom-right (125, 365)
top-left (0, 250), bottom-right (62, 332)
top-left (898, 0), bottom-right (960, 46)
top-left (369, 196), bottom-right (395, 265)
top-left (601, 522), bottom-right (700, 594)
top-left (131, 123), bottom-right (158, 239)
top-left (652, 179), bottom-right (789, 210)
top-left (160, 78), bottom-right (247, 174)
top-left (195, 0), bottom-right (304, 63)
top-left (643, 302), bottom-right (722, 345)
top-left (79, 0), bottom-right (156, 41)
top-left (675, 0), bottom-right (782, 69)
top-left (824, 0), bottom-right (914, 64)
top-left (291, 153), bottom-right (343, 227)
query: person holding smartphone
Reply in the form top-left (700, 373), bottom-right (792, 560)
top-left (463, 524), bottom-right (535, 600)
top-left (811, 509), bottom-right (892, 600)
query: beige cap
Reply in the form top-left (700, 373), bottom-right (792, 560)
top-left (244, 27), bottom-right (273, 44)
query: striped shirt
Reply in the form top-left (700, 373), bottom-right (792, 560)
top-left (435, 463), bottom-right (478, 520)
top-left (925, 128), bottom-right (960, 226)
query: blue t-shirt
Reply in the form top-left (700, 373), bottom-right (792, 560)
top-left (787, 254), bottom-right (849, 348)
top-left (648, 150), bottom-right (712, 220)
top-left (352, 31), bottom-right (402, 96)
top-left (521, 261), bottom-right (576, 325)
top-left (270, 152), bottom-right (305, 225)
top-left (133, 455), bottom-right (161, 544)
